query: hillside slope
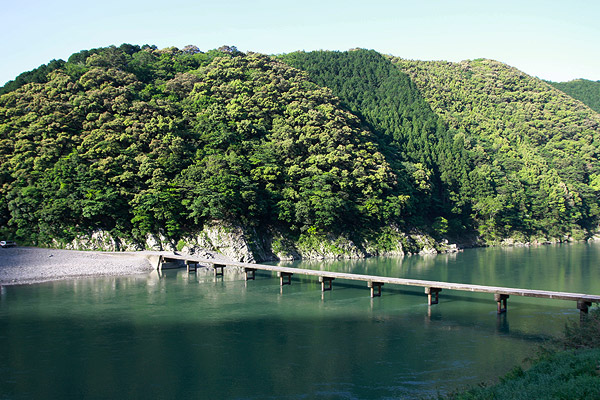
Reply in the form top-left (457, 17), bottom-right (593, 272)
top-left (279, 49), bottom-right (474, 234)
top-left (1, 46), bottom-right (600, 253)
top-left (394, 57), bottom-right (600, 241)
top-left (0, 46), bottom-right (415, 248)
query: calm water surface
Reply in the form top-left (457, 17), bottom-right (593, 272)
top-left (1, 242), bottom-right (599, 399)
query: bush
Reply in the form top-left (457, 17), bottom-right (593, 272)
top-left (441, 307), bottom-right (600, 399)
top-left (557, 307), bottom-right (600, 350)
top-left (444, 349), bottom-right (600, 399)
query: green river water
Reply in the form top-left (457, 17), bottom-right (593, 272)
top-left (1, 242), bottom-right (599, 399)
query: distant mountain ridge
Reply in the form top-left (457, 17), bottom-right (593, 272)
top-left (548, 79), bottom-right (600, 113)
top-left (1, 45), bottom-right (599, 256)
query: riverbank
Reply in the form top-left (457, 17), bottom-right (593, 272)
top-left (3, 236), bottom-right (599, 286)
top-left (0, 247), bottom-right (159, 286)
top-left (44, 224), bottom-right (600, 265)
top-left (0, 246), bottom-right (238, 286)
top-left (442, 308), bottom-right (600, 400)
top-left (442, 347), bottom-right (600, 399)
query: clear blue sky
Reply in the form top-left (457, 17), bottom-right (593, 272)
top-left (2, 0), bottom-right (599, 86)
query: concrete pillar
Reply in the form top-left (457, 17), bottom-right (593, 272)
top-left (278, 271), bottom-right (292, 286)
top-left (494, 294), bottom-right (509, 314)
top-left (244, 268), bottom-right (256, 281)
top-left (319, 276), bottom-right (334, 292)
top-left (213, 263), bottom-right (225, 277)
top-left (425, 287), bottom-right (442, 305)
top-left (368, 281), bottom-right (383, 297)
top-left (577, 300), bottom-right (592, 323)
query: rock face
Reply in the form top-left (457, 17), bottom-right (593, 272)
top-left (60, 230), bottom-right (181, 252)
top-left (144, 233), bottom-right (176, 252)
top-left (296, 235), bottom-right (364, 260)
top-left (60, 230), bottom-right (142, 252)
top-left (181, 224), bottom-right (258, 263)
top-left (40, 222), bottom-right (600, 261)
top-left (51, 224), bottom-right (461, 262)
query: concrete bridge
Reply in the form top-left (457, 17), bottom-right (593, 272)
top-left (154, 254), bottom-right (600, 319)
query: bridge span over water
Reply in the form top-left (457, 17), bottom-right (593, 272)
top-left (153, 254), bottom-right (600, 319)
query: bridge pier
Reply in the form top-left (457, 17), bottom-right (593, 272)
top-left (149, 254), bottom-right (600, 316)
top-left (244, 268), bottom-right (257, 281)
top-left (278, 271), bottom-right (293, 286)
top-left (213, 263), bottom-right (226, 277)
top-left (425, 287), bottom-right (442, 305)
top-left (319, 276), bottom-right (335, 291)
top-left (186, 260), bottom-right (199, 273)
top-left (368, 281), bottom-right (384, 297)
top-left (577, 300), bottom-right (593, 323)
top-left (495, 294), bottom-right (509, 314)
top-left (157, 255), bottom-right (185, 271)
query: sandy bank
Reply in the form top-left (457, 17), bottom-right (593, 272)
top-left (0, 247), bottom-right (158, 286)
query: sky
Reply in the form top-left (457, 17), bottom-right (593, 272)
top-left (1, 0), bottom-right (599, 86)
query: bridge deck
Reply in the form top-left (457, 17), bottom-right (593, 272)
top-left (158, 254), bottom-right (600, 304)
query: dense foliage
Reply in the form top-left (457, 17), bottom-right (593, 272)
top-left (0, 45), bottom-right (407, 245)
top-left (1, 46), bottom-right (600, 247)
top-left (549, 79), bottom-right (600, 113)
top-left (279, 50), bottom-right (474, 233)
top-left (394, 58), bottom-right (600, 242)
top-left (0, 59), bottom-right (66, 96)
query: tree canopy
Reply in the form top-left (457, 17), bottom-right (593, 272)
top-left (0, 46), bottom-right (408, 245)
top-left (1, 46), bottom-right (599, 247)
top-left (393, 58), bottom-right (600, 241)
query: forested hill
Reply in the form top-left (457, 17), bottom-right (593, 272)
top-left (548, 79), bottom-right (600, 113)
top-left (279, 51), bottom-right (600, 242)
top-left (392, 57), bottom-right (600, 241)
top-left (1, 45), bottom-right (600, 252)
top-left (279, 50), bottom-right (472, 234)
top-left (0, 45), bottom-right (409, 248)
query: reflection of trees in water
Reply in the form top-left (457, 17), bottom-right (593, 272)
top-left (281, 256), bottom-right (407, 275)
top-left (279, 251), bottom-right (463, 277)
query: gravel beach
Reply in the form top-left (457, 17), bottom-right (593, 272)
top-left (0, 247), bottom-right (157, 285)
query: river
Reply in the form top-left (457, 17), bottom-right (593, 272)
top-left (1, 242), bottom-right (599, 399)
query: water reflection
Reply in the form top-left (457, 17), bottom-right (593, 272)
top-left (277, 251), bottom-right (458, 278)
top-left (1, 242), bottom-right (598, 399)
top-left (496, 313), bottom-right (510, 334)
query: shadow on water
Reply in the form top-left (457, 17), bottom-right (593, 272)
top-left (0, 310), bottom-right (551, 400)
top-left (157, 268), bottom-right (573, 340)
top-left (1, 242), bottom-right (598, 399)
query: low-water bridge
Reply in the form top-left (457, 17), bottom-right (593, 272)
top-left (155, 254), bottom-right (600, 318)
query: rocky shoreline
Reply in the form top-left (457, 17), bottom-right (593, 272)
top-left (3, 228), bottom-right (598, 286)
top-left (56, 224), bottom-right (467, 263)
